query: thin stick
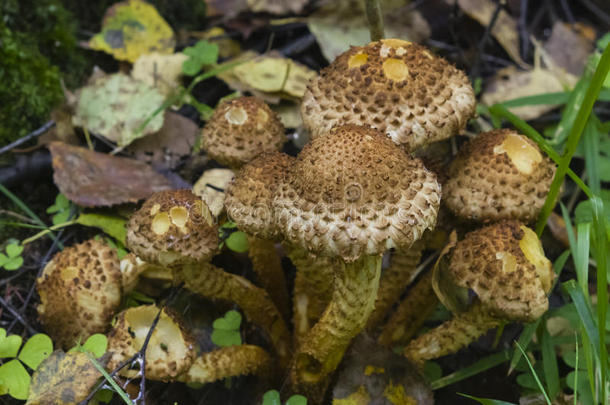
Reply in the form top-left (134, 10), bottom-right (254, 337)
top-left (364, 0), bottom-right (384, 41)
top-left (0, 121), bottom-right (55, 156)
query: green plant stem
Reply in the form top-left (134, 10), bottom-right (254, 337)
top-left (82, 352), bottom-right (134, 405)
top-left (21, 220), bottom-right (76, 245)
top-left (364, 0), bottom-right (384, 41)
top-left (535, 43), bottom-right (610, 236)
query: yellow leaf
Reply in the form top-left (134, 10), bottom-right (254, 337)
top-left (132, 52), bottom-right (188, 96)
top-left (89, 0), bottom-right (175, 63)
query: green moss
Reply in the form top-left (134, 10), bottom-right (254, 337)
top-left (0, 24), bottom-right (63, 146)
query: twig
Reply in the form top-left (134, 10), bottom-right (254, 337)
top-left (364, 0), bottom-right (385, 41)
top-left (205, 183), bottom-right (224, 193)
top-left (580, 0), bottom-right (610, 27)
top-left (0, 295), bottom-right (37, 335)
top-left (470, 0), bottom-right (505, 80)
top-left (518, 0), bottom-right (529, 61)
top-left (0, 121), bottom-right (55, 156)
top-left (558, 0), bottom-right (574, 23)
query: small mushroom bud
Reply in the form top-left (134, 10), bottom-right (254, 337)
top-left (201, 96), bottom-right (286, 170)
top-left (404, 221), bottom-right (554, 366)
top-left (302, 39), bottom-right (476, 152)
top-left (444, 129), bottom-right (556, 223)
top-left (106, 305), bottom-right (195, 381)
top-left (36, 239), bottom-right (122, 349)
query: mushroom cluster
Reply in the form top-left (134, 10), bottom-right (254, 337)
top-left (33, 37), bottom-right (559, 404)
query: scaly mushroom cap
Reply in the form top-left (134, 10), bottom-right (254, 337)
top-left (225, 152), bottom-right (294, 240)
top-left (275, 125), bottom-right (441, 261)
top-left (36, 239), bottom-right (122, 349)
top-left (201, 96), bottom-right (286, 169)
top-left (444, 129), bottom-right (556, 222)
top-left (107, 305), bottom-right (195, 381)
top-left (448, 221), bottom-right (553, 322)
top-left (126, 190), bottom-right (218, 267)
top-left (301, 39), bottom-right (476, 152)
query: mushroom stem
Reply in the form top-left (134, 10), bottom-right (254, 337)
top-left (403, 301), bottom-right (500, 367)
top-left (175, 262), bottom-right (292, 370)
top-left (377, 271), bottom-right (438, 347)
top-left (366, 242), bottom-right (425, 331)
top-left (292, 255), bottom-right (383, 389)
top-left (287, 246), bottom-right (334, 347)
top-left (364, 0), bottom-right (385, 41)
top-left (247, 235), bottom-right (291, 321)
top-left (177, 345), bottom-right (271, 384)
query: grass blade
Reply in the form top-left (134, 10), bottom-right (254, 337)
top-left (536, 43), bottom-right (610, 236)
top-left (515, 341), bottom-right (551, 405)
top-left (541, 326), bottom-right (560, 399)
top-left (458, 393), bottom-right (516, 405)
top-left (562, 280), bottom-right (601, 361)
top-left (430, 351), bottom-right (510, 390)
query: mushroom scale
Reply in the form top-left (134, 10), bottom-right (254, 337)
top-left (301, 39), bottom-right (476, 152)
top-left (201, 96), bottom-right (286, 169)
top-left (443, 129), bottom-right (556, 223)
top-left (36, 239), bottom-right (122, 349)
top-left (126, 189), bottom-right (218, 268)
top-left (275, 124), bottom-right (441, 262)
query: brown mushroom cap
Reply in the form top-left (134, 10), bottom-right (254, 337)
top-left (126, 190), bottom-right (218, 267)
top-left (447, 220), bottom-right (553, 322)
top-left (225, 151), bottom-right (294, 240)
top-left (443, 129), bottom-right (556, 223)
top-left (301, 39), bottom-right (476, 152)
top-left (106, 305), bottom-right (195, 381)
top-left (201, 96), bottom-right (286, 169)
top-left (274, 125), bottom-right (441, 261)
top-left (36, 239), bottom-right (122, 349)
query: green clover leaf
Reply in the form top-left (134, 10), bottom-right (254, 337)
top-left (211, 310), bottom-right (242, 347)
top-left (262, 390), bottom-right (281, 405)
top-left (225, 231), bottom-right (249, 253)
top-left (0, 329), bottom-right (22, 358)
top-left (0, 243), bottom-right (23, 271)
top-left (81, 334), bottom-right (108, 358)
top-left (0, 359), bottom-right (30, 400)
top-left (18, 334), bottom-right (53, 370)
top-left (182, 40), bottom-right (219, 76)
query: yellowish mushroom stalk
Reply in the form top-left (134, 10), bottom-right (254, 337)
top-left (403, 221), bottom-right (554, 366)
top-left (366, 241), bottom-right (425, 332)
top-left (36, 239), bottom-right (122, 349)
top-left (377, 271), bottom-right (438, 348)
top-left (126, 190), bottom-right (292, 370)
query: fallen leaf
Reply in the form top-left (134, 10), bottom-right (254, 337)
top-left (271, 102), bottom-right (302, 128)
top-left (192, 168), bottom-right (235, 218)
top-left (49, 142), bottom-right (172, 207)
top-left (308, 0), bottom-right (430, 62)
top-left (39, 104), bottom-right (79, 146)
top-left (72, 73), bottom-right (165, 147)
top-left (217, 51), bottom-right (317, 103)
top-left (246, 0), bottom-right (308, 14)
top-left (453, 0), bottom-right (528, 68)
top-left (88, 0), bottom-right (175, 63)
top-left (544, 22), bottom-right (596, 76)
top-left (76, 212), bottom-right (128, 245)
top-left (481, 65), bottom-right (577, 120)
top-left (26, 351), bottom-right (105, 405)
top-left (131, 52), bottom-right (188, 96)
top-left (205, 0), bottom-right (248, 17)
top-left (125, 111), bottom-right (198, 170)
top-left (178, 27), bottom-right (242, 59)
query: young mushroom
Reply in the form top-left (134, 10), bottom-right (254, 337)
top-left (443, 129), bottom-right (556, 223)
top-left (404, 220), bottom-right (554, 366)
top-left (126, 189), bottom-right (292, 369)
top-left (237, 125), bottom-right (441, 394)
top-left (200, 97), bottom-right (290, 317)
top-left (301, 39), bottom-right (476, 152)
top-left (36, 238), bottom-right (122, 349)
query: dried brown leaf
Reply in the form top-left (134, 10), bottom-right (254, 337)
top-left (49, 142), bottom-right (172, 207)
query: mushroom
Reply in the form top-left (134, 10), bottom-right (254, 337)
top-left (126, 189), bottom-right (292, 368)
top-left (301, 39), bottom-right (476, 152)
top-left (270, 125), bottom-right (440, 391)
top-left (443, 129), bottom-right (556, 223)
top-left (36, 238), bottom-right (122, 349)
top-left (200, 97), bottom-right (290, 316)
top-left (201, 96), bottom-right (285, 170)
top-left (403, 220), bottom-right (554, 366)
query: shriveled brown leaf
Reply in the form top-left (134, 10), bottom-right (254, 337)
top-left (453, 0), bottom-right (528, 68)
top-left (544, 22), bottom-right (596, 75)
top-left (481, 65), bottom-right (577, 120)
top-left (125, 111), bottom-right (198, 170)
top-left (246, 0), bottom-right (308, 14)
top-left (26, 351), bottom-right (105, 405)
top-left (49, 142), bottom-right (172, 207)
